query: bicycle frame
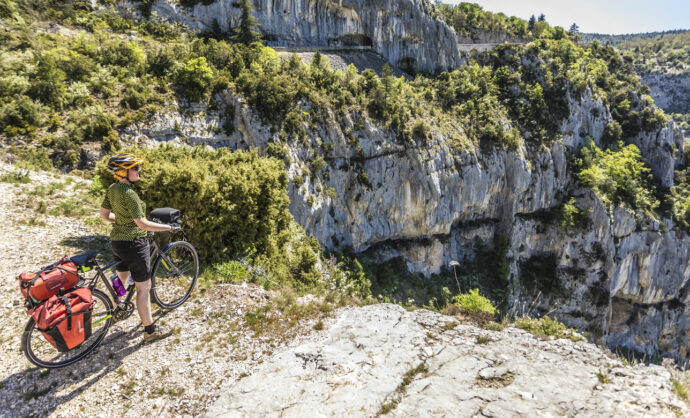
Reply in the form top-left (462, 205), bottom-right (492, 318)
top-left (84, 239), bottom-right (166, 309)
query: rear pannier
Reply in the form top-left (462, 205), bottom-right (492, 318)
top-left (19, 257), bottom-right (79, 304)
top-left (31, 288), bottom-right (94, 352)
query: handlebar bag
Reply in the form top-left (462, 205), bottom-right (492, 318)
top-left (32, 287), bottom-right (93, 352)
top-left (150, 207), bottom-right (181, 224)
top-left (19, 257), bottom-right (79, 304)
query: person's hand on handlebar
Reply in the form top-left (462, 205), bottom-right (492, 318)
top-left (169, 223), bottom-right (181, 233)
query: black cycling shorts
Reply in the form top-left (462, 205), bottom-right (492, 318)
top-left (111, 237), bottom-right (151, 282)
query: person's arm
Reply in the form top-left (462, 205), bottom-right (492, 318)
top-left (100, 207), bottom-right (115, 223)
top-left (133, 217), bottom-right (174, 232)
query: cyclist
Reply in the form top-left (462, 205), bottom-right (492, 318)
top-left (99, 153), bottom-right (175, 343)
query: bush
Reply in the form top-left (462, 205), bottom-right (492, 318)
top-left (576, 140), bottom-right (659, 212)
top-left (175, 57), bottom-right (214, 102)
top-left (96, 145), bottom-right (292, 264)
top-left (121, 87), bottom-right (147, 110)
top-left (515, 315), bottom-right (581, 341)
top-left (0, 96), bottom-right (43, 136)
top-left (560, 197), bottom-right (590, 230)
top-left (212, 260), bottom-right (250, 284)
top-left (67, 105), bottom-right (115, 141)
top-left (412, 120), bottom-right (429, 141)
top-left (452, 289), bottom-right (496, 315)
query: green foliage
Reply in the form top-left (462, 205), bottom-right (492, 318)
top-left (452, 289), bottom-right (496, 315)
top-left (175, 57), bottom-right (214, 101)
top-left (436, 2), bottom-right (531, 40)
top-left (670, 167), bottom-right (690, 230)
top-left (515, 315), bottom-right (582, 341)
top-left (411, 120), bottom-right (429, 141)
top-left (0, 96), bottom-right (43, 136)
top-left (0, 169), bottom-right (31, 184)
top-left (97, 145), bottom-right (291, 264)
top-left (576, 140), bottom-right (659, 212)
top-left (560, 197), bottom-right (591, 231)
top-left (66, 105), bottom-right (115, 142)
top-left (121, 87), bottom-right (147, 110)
top-left (211, 260), bottom-right (250, 284)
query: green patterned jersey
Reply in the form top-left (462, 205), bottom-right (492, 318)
top-left (101, 183), bottom-right (147, 241)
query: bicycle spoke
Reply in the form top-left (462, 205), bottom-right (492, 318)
top-left (151, 242), bottom-right (198, 309)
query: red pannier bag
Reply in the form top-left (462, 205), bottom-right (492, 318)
top-left (19, 257), bottom-right (79, 304)
top-left (31, 288), bottom-right (94, 352)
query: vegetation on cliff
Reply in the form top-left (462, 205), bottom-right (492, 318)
top-left (433, 1), bottom-right (563, 41)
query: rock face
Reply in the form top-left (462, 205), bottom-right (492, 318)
top-left (205, 304), bottom-right (688, 417)
top-left (640, 71), bottom-right (690, 115)
top-left (148, 0), bottom-right (464, 73)
top-left (123, 84), bottom-right (690, 365)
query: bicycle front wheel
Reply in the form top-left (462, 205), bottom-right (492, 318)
top-left (21, 288), bottom-right (113, 369)
top-left (151, 241), bottom-right (199, 309)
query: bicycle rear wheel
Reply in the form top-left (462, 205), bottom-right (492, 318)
top-left (150, 241), bottom-right (199, 309)
top-left (21, 288), bottom-right (113, 368)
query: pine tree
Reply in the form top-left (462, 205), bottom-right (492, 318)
top-left (538, 13), bottom-right (546, 22)
top-left (569, 23), bottom-right (579, 34)
top-left (528, 15), bottom-right (536, 30)
top-left (232, 0), bottom-right (261, 45)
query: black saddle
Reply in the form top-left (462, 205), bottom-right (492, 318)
top-left (70, 249), bottom-right (103, 266)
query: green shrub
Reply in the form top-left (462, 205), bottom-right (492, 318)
top-left (0, 96), bottom-right (43, 136)
top-left (28, 54), bottom-right (67, 108)
top-left (175, 57), bottom-right (214, 102)
top-left (66, 105), bottom-right (115, 141)
top-left (412, 120), bottom-right (429, 141)
top-left (97, 145), bottom-right (291, 264)
top-left (0, 170), bottom-right (31, 183)
top-left (212, 260), bottom-right (250, 284)
top-left (515, 315), bottom-right (581, 341)
top-left (121, 87), bottom-right (147, 110)
top-left (576, 140), bottom-right (659, 213)
top-left (560, 197), bottom-right (591, 230)
top-left (452, 289), bottom-right (496, 315)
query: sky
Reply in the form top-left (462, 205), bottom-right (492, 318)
top-left (441, 0), bottom-right (690, 35)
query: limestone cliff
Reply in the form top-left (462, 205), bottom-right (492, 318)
top-left (143, 0), bottom-right (464, 73)
top-left (122, 79), bottom-right (690, 364)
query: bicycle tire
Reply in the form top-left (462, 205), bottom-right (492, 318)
top-left (21, 288), bottom-right (113, 369)
top-left (150, 241), bottom-right (199, 309)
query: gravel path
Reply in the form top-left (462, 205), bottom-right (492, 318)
top-left (0, 163), bottom-right (321, 417)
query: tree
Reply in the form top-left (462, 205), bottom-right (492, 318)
top-left (569, 23), bottom-right (579, 34)
top-left (232, 0), bottom-right (261, 45)
top-left (528, 15), bottom-right (536, 30)
top-left (538, 13), bottom-right (546, 22)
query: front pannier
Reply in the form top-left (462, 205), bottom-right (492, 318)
top-left (32, 288), bottom-right (94, 352)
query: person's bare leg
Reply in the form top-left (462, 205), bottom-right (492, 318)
top-left (116, 270), bottom-right (129, 285)
top-left (134, 279), bottom-right (153, 327)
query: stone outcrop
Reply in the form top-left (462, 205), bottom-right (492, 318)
top-left (205, 304), bottom-right (688, 417)
top-left (145, 0), bottom-right (465, 73)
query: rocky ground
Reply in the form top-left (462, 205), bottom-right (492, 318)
top-left (0, 162), bottom-right (322, 417)
top-left (0, 161), bottom-right (689, 417)
top-left (207, 304), bottom-right (690, 417)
